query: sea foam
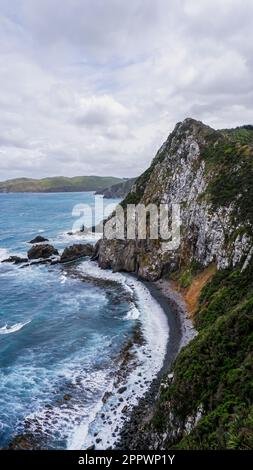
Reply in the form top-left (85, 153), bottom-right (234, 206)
top-left (0, 320), bottom-right (31, 335)
top-left (66, 260), bottom-right (169, 450)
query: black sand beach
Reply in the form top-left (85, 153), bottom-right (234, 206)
top-left (116, 277), bottom-right (193, 450)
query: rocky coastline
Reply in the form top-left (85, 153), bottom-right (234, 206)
top-left (2, 232), bottom-right (195, 450)
top-left (116, 278), bottom-right (196, 449)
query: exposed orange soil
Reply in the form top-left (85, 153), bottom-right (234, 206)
top-left (170, 264), bottom-right (217, 318)
top-left (184, 264), bottom-right (216, 317)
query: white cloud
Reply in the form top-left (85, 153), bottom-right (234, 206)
top-left (0, 0), bottom-right (252, 180)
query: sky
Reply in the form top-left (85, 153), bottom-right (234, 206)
top-left (0, 0), bottom-right (253, 180)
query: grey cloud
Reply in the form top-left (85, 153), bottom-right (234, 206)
top-left (0, 0), bottom-right (252, 180)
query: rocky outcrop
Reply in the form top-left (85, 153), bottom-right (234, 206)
top-left (2, 255), bottom-right (28, 264)
top-left (60, 243), bottom-right (94, 262)
top-left (96, 178), bottom-right (136, 199)
top-left (27, 244), bottom-right (59, 260)
top-left (29, 235), bottom-right (49, 244)
top-left (101, 119), bottom-right (253, 451)
top-left (96, 118), bottom-right (253, 280)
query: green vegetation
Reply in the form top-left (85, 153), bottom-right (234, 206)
top-left (152, 259), bottom-right (253, 449)
top-left (202, 131), bottom-right (253, 228)
top-left (96, 177), bottom-right (136, 199)
top-left (0, 176), bottom-right (124, 193)
top-left (171, 260), bottom-right (203, 289)
top-left (221, 125), bottom-right (253, 146)
top-left (121, 166), bottom-right (155, 207)
top-left (108, 119), bottom-right (253, 450)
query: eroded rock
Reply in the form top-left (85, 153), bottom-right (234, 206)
top-left (27, 244), bottom-right (59, 260)
top-left (29, 235), bottom-right (49, 244)
top-left (2, 256), bottom-right (28, 264)
top-left (60, 243), bottom-right (94, 262)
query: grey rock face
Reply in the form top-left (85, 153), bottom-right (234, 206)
top-left (60, 243), bottom-right (94, 262)
top-left (96, 118), bottom-right (253, 280)
top-left (2, 256), bottom-right (28, 264)
top-left (27, 244), bottom-right (59, 260)
top-left (29, 235), bottom-right (49, 244)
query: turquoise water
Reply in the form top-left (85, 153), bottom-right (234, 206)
top-left (0, 192), bottom-right (169, 449)
top-left (0, 193), bottom-right (134, 448)
top-left (0, 191), bottom-right (118, 255)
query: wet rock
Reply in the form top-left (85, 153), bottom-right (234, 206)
top-left (63, 394), bottom-right (72, 401)
top-left (27, 244), bottom-right (59, 260)
top-left (8, 434), bottom-right (36, 450)
top-left (27, 259), bottom-right (53, 266)
top-left (86, 444), bottom-right (95, 450)
top-left (60, 243), bottom-right (94, 263)
top-left (2, 256), bottom-right (28, 264)
top-left (102, 391), bottom-right (112, 403)
top-left (29, 235), bottom-right (49, 244)
top-left (50, 259), bottom-right (60, 265)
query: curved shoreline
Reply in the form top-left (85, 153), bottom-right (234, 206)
top-left (4, 257), bottom-right (195, 451)
top-left (116, 277), bottom-right (196, 450)
top-left (61, 265), bottom-right (195, 450)
top-left (72, 263), bottom-right (170, 450)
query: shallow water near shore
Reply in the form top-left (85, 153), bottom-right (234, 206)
top-left (0, 192), bottom-right (169, 449)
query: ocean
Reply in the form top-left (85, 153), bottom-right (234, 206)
top-left (0, 192), bottom-right (169, 449)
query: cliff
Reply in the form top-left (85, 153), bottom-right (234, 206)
top-left (95, 177), bottom-right (136, 199)
top-left (96, 118), bottom-right (253, 450)
top-left (96, 118), bottom-right (253, 280)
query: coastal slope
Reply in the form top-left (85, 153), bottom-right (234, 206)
top-left (0, 175), bottom-right (124, 193)
top-left (95, 177), bottom-right (136, 198)
top-left (96, 118), bottom-right (253, 449)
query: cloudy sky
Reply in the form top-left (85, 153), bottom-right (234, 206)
top-left (0, 0), bottom-right (252, 180)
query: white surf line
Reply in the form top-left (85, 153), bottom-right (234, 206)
top-left (0, 248), bottom-right (10, 262)
top-left (67, 260), bottom-right (169, 450)
top-left (0, 320), bottom-right (31, 335)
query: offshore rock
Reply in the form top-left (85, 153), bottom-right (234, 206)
top-left (27, 244), bottom-right (59, 260)
top-left (2, 255), bottom-right (28, 264)
top-left (29, 235), bottom-right (49, 244)
top-left (60, 243), bottom-right (94, 262)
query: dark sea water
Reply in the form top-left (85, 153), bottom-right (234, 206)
top-left (0, 192), bottom-right (168, 449)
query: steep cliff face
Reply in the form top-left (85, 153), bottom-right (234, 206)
top-left (96, 118), bottom-right (253, 450)
top-left (95, 177), bottom-right (136, 198)
top-left (97, 118), bottom-right (253, 280)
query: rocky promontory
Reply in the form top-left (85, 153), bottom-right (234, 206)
top-left (96, 118), bottom-right (253, 450)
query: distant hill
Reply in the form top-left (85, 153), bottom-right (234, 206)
top-left (95, 177), bottom-right (136, 198)
top-left (0, 176), bottom-right (124, 193)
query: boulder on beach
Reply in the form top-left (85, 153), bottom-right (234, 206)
top-left (60, 243), bottom-right (94, 262)
top-left (29, 235), bottom-right (49, 244)
top-left (2, 255), bottom-right (28, 264)
top-left (27, 244), bottom-right (59, 260)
